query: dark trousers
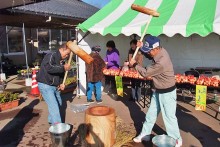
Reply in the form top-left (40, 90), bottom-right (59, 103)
top-left (131, 79), bottom-right (142, 100)
top-left (104, 76), bottom-right (116, 94)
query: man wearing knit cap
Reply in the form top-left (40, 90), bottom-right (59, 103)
top-left (86, 46), bottom-right (106, 104)
top-left (129, 36), bottom-right (182, 147)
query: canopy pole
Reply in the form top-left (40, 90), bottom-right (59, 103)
top-left (75, 27), bottom-right (80, 96)
top-left (78, 31), bottom-right (90, 43)
top-left (22, 23), bottom-right (29, 78)
top-left (0, 52), bottom-right (2, 73)
top-left (75, 30), bottom-right (91, 96)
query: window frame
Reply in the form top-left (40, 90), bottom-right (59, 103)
top-left (6, 26), bottom-right (24, 55)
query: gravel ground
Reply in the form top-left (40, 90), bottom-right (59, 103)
top-left (0, 76), bottom-right (219, 147)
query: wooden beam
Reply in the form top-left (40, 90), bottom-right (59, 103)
top-left (0, 0), bottom-right (33, 9)
top-left (0, 14), bottom-right (82, 29)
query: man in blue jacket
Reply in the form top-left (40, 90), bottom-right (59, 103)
top-left (37, 43), bottom-right (71, 125)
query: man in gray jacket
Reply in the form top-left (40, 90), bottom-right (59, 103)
top-left (130, 36), bottom-right (182, 147)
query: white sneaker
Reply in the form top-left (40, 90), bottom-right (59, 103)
top-left (175, 140), bottom-right (183, 147)
top-left (133, 134), bottom-right (150, 143)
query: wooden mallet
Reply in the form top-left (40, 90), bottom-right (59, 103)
top-left (62, 40), bottom-right (94, 85)
top-left (131, 4), bottom-right (160, 60)
top-left (67, 40), bottom-right (94, 64)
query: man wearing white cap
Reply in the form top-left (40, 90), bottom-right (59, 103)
top-left (129, 36), bottom-right (182, 147)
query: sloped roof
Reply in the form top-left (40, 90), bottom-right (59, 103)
top-left (0, 0), bottom-right (34, 9)
top-left (12, 0), bottom-right (99, 20)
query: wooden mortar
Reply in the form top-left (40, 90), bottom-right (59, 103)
top-left (85, 106), bottom-right (116, 147)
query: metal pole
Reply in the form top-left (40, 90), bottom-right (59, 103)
top-left (49, 29), bottom-right (51, 50)
top-left (60, 30), bottom-right (63, 45)
top-left (75, 27), bottom-right (80, 96)
top-left (22, 23), bottom-right (29, 78)
top-left (6, 26), bottom-right (9, 53)
top-left (0, 52), bottom-right (2, 73)
top-left (37, 28), bottom-right (39, 50)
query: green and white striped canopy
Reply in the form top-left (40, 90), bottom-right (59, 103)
top-left (78, 0), bottom-right (220, 37)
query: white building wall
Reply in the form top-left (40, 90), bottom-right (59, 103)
top-left (78, 31), bottom-right (220, 95)
top-left (159, 34), bottom-right (220, 74)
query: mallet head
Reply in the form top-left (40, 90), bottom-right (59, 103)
top-left (131, 4), bottom-right (160, 17)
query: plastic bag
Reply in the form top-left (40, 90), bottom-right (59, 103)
top-left (70, 104), bottom-right (89, 113)
top-left (121, 61), bottom-right (129, 71)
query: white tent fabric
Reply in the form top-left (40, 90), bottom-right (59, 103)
top-left (78, 0), bottom-right (220, 37)
top-left (76, 0), bottom-right (220, 95)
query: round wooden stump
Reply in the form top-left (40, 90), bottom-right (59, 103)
top-left (85, 106), bottom-right (116, 147)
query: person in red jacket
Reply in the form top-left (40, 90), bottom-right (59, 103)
top-left (86, 46), bottom-right (106, 104)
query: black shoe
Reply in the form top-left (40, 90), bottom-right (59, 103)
top-left (129, 97), bottom-right (134, 101)
top-left (87, 99), bottom-right (95, 104)
top-left (96, 99), bottom-right (103, 104)
top-left (129, 97), bottom-right (136, 102)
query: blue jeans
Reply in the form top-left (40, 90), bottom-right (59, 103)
top-left (87, 81), bottom-right (102, 101)
top-left (38, 82), bottom-right (62, 124)
top-left (141, 89), bottom-right (182, 142)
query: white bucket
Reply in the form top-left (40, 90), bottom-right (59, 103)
top-left (25, 78), bottom-right (32, 86)
top-left (0, 73), bottom-right (6, 81)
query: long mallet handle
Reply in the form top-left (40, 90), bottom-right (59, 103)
top-left (62, 43), bottom-right (75, 85)
top-left (132, 16), bottom-right (152, 60)
top-left (131, 4), bottom-right (159, 60)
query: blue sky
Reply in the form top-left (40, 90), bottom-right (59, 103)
top-left (82, 0), bottom-right (111, 8)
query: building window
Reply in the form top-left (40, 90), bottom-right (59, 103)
top-left (1, 27), bottom-right (76, 54)
top-left (70, 29), bottom-right (76, 40)
top-left (0, 26), bottom-right (7, 54)
top-left (36, 29), bottom-right (75, 52)
top-left (50, 29), bottom-right (60, 51)
top-left (38, 29), bottom-right (49, 52)
top-left (61, 29), bottom-right (69, 44)
top-left (6, 26), bottom-right (23, 53)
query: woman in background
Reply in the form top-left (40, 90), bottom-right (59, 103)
top-left (104, 40), bottom-right (120, 69)
top-left (128, 39), bottom-right (143, 101)
top-left (104, 40), bottom-right (120, 96)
